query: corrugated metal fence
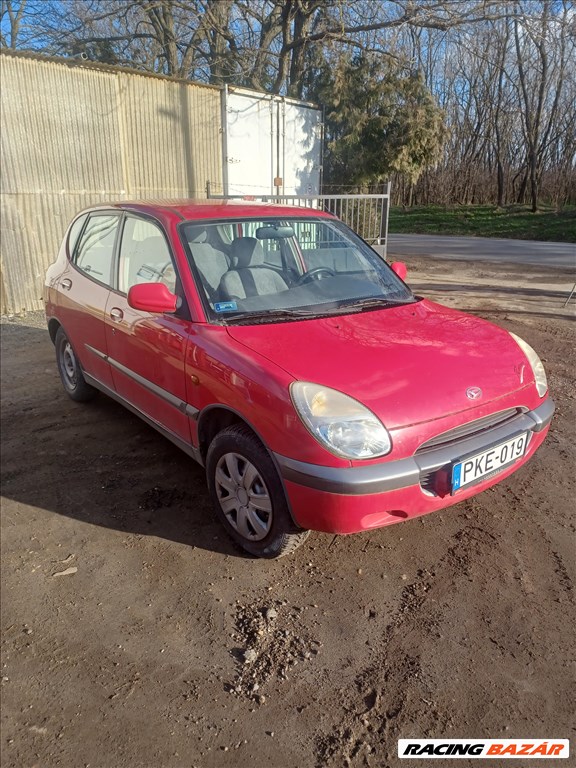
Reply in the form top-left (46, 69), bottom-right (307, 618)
top-left (1, 52), bottom-right (222, 313)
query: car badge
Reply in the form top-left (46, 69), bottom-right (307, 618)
top-left (466, 386), bottom-right (483, 400)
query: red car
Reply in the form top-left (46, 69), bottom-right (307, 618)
top-left (44, 201), bottom-right (554, 558)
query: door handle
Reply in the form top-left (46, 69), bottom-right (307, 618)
top-left (61, 278), bottom-right (72, 291)
top-left (109, 307), bottom-right (124, 322)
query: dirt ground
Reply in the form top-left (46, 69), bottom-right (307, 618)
top-left (1, 256), bottom-right (575, 768)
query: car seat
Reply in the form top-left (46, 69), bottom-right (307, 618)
top-left (219, 237), bottom-right (288, 299)
top-left (189, 230), bottom-right (231, 302)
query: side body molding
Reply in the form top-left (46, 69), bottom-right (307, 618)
top-left (85, 344), bottom-right (199, 418)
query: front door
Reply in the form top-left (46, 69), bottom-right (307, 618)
top-left (104, 214), bottom-right (192, 446)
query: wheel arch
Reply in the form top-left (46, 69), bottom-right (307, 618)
top-left (198, 405), bottom-right (265, 461)
top-left (47, 317), bottom-right (62, 344)
top-left (197, 404), bottom-right (300, 528)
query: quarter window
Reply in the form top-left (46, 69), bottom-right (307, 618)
top-left (74, 214), bottom-right (120, 286)
top-left (67, 214), bottom-right (88, 259)
top-left (118, 217), bottom-right (175, 294)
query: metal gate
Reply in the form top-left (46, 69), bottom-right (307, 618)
top-left (206, 187), bottom-right (392, 257)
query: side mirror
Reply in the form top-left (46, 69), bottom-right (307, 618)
top-left (128, 283), bottom-right (178, 313)
top-left (391, 261), bottom-right (407, 281)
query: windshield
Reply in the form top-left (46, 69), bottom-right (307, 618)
top-left (180, 217), bottom-right (414, 323)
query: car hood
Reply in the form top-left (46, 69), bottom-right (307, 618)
top-left (226, 299), bottom-right (533, 429)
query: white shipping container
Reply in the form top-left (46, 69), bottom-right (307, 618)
top-left (223, 87), bottom-right (321, 197)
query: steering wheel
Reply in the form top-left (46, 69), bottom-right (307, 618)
top-left (158, 261), bottom-right (176, 291)
top-left (296, 267), bottom-right (336, 286)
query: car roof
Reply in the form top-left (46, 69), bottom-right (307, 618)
top-left (91, 199), bottom-right (337, 222)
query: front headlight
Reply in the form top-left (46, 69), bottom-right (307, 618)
top-left (510, 332), bottom-right (548, 397)
top-left (290, 382), bottom-right (391, 459)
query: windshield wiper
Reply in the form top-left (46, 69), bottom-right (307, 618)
top-left (224, 297), bottom-right (417, 325)
top-left (225, 308), bottom-right (318, 325)
top-left (342, 296), bottom-right (416, 312)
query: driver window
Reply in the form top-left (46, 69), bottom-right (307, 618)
top-left (118, 216), bottom-right (175, 294)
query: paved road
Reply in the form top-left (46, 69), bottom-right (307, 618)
top-left (386, 234), bottom-right (575, 270)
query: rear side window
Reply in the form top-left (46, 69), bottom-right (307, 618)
top-left (74, 214), bottom-right (120, 286)
top-left (67, 214), bottom-right (88, 258)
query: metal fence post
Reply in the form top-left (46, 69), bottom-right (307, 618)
top-left (381, 180), bottom-right (391, 259)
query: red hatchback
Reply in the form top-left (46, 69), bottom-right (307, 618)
top-left (45, 201), bottom-right (554, 557)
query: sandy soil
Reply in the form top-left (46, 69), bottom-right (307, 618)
top-left (1, 257), bottom-right (575, 768)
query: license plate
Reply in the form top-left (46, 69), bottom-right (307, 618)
top-left (452, 432), bottom-right (529, 493)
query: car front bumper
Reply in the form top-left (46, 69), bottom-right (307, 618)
top-left (274, 397), bottom-right (555, 534)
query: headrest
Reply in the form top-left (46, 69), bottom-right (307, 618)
top-left (134, 236), bottom-right (166, 258)
top-left (190, 229), bottom-right (207, 244)
top-left (231, 237), bottom-right (264, 268)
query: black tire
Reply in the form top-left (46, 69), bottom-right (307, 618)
top-left (55, 327), bottom-right (97, 403)
top-left (206, 424), bottom-right (310, 558)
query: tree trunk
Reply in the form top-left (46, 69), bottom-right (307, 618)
top-left (287, 5), bottom-right (314, 99)
top-left (496, 160), bottom-right (505, 207)
top-left (529, 152), bottom-right (539, 212)
top-left (517, 169), bottom-right (528, 205)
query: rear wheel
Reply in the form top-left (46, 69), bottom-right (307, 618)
top-left (55, 327), bottom-right (97, 402)
top-left (206, 424), bottom-right (310, 558)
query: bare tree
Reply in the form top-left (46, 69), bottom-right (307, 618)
top-left (2, 0), bottom-right (574, 206)
top-left (512, 1), bottom-right (572, 211)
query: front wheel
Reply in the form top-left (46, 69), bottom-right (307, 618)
top-left (206, 425), bottom-right (310, 558)
top-left (55, 327), bottom-right (97, 402)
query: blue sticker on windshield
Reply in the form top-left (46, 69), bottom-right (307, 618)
top-left (214, 301), bottom-right (238, 313)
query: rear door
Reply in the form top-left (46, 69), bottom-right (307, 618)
top-left (224, 91), bottom-right (275, 196)
top-left (281, 101), bottom-right (321, 195)
top-left (104, 214), bottom-right (193, 445)
top-left (58, 212), bottom-right (121, 389)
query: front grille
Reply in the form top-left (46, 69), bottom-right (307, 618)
top-left (415, 408), bottom-right (524, 454)
top-left (417, 406), bottom-right (528, 497)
